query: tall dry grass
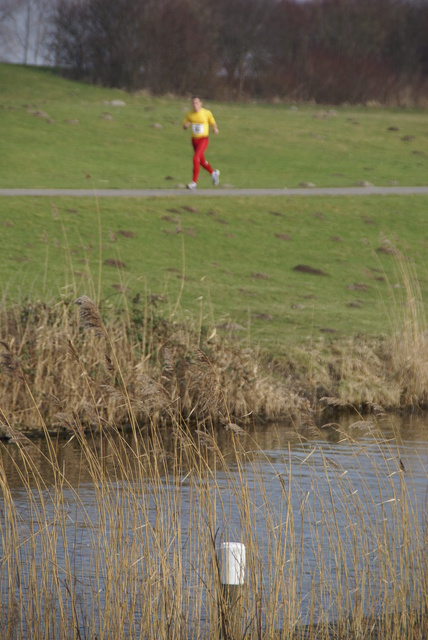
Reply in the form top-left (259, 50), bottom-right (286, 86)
top-left (1, 238), bottom-right (427, 439)
top-left (0, 296), bottom-right (427, 639)
top-left (0, 295), bottom-right (310, 436)
top-left (269, 247), bottom-right (428, 415)
top-left (0, 283), bottom-right (428, 442)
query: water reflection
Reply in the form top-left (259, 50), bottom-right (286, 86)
top-left (2, 413), bottom-right (427, 488)
top-left (1, 414), bottom-right (427, 637)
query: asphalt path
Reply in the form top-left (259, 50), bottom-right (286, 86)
top-left (1, 186), bottom-right (428, 197)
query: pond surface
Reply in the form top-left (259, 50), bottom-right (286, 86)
top-left (1, 413), bottom-right (427, 638)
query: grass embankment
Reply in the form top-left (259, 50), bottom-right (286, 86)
top-left (1, 195), bottom-right (428, 431)
top-left (1, 64), bottom-right (428, 428)
top-left (1, 195), bottom-right (428, 347)
top-left (1, 66), bottom-right (427, 638)
top-left (1, 63), bottom-right (428, 190)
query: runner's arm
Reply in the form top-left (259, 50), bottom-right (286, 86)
top-left (209, 111), bottom-right (219, 134)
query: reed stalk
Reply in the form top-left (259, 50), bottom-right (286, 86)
top-left (0, 282), bottom-right (427, 638)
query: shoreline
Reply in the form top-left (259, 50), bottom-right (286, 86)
top-left (1, 299), bottom-right (427, 437)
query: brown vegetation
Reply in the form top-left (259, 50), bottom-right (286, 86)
top-left (49, 0), bottom-right (428, 105)
top-left (0, 279), bottom-right (427, 437)
top-left (0, 291), bottom-right (427, 638)
top-left (0, 297), bottom-right (310, 435)
top-left (0, 366), bottom-right (427, 638)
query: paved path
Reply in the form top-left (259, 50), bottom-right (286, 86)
top-left (1, 186), bottom-right (428, 197)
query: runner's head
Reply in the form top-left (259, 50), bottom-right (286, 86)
top-left (191, 96), bottom-right (202, 112)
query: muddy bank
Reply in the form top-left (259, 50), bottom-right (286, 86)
top-left (0, 299), bottom-right (427, 436)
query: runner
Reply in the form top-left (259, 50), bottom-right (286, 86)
top-left (183, 96), bottom-right (220, 190)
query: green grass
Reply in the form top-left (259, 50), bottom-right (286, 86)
top-left (1, 194), bottom-right (427, 351)
top-left (1, 64), bottom-right (428, 190)
top-left (2, 66), bottom-right (428, 639)
top-left (1, 63), bottom-right (428, 352)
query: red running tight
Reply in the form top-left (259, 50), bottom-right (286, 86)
top-left (192, 137), bottom-right (213, 182)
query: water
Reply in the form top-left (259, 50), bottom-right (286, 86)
top-left (1, 414), bottom-right (427, 638)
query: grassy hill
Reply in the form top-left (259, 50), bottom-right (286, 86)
top-left (1, 63), bottom-right (428, 353)
top-left (1, 63), bottom-right (428, 190)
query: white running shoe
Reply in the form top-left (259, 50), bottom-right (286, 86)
top-left (186, 181), bottom-right (197, 190)
top-left (212, 169), bottom-right (220, 186)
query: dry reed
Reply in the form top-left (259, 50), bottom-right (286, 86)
top-left (2, 238), bottom-right (427, 439)
top-left (0, 296), bottom-right (311, 436)
top-left (0, 302), bottom-right (427, 639)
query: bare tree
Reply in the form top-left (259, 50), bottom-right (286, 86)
top-left (50, 0), bottom-right (148, 87)
top-left (212, 0), bottom-right (268, 98)
top-left (49, 0), bottom-right (91, 75)
top-left (0, 0), bottom-right (19, 61)
top-left (0, 0), bottom-right (52, 63)
top-left (143, 0), bottom-right (215, 94)
top-left (258, 0), bottom-right (311, 98)
top-left (0, 2), bottom-right (9, 56)
top-left (47, 0), bottom-right (428, 104)
top-left (32, 0), bottom-right (52, 63)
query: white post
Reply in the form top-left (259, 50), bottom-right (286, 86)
top-left (220, 542), bottom-right (246, 586)
top-left (218, 542), bottom-right (246, 639)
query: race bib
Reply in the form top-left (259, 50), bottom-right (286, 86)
top-left (192, 123), bottom-right (205, 135)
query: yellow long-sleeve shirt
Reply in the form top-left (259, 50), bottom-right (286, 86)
top-left (183, 108), bottom-right (216, 139)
